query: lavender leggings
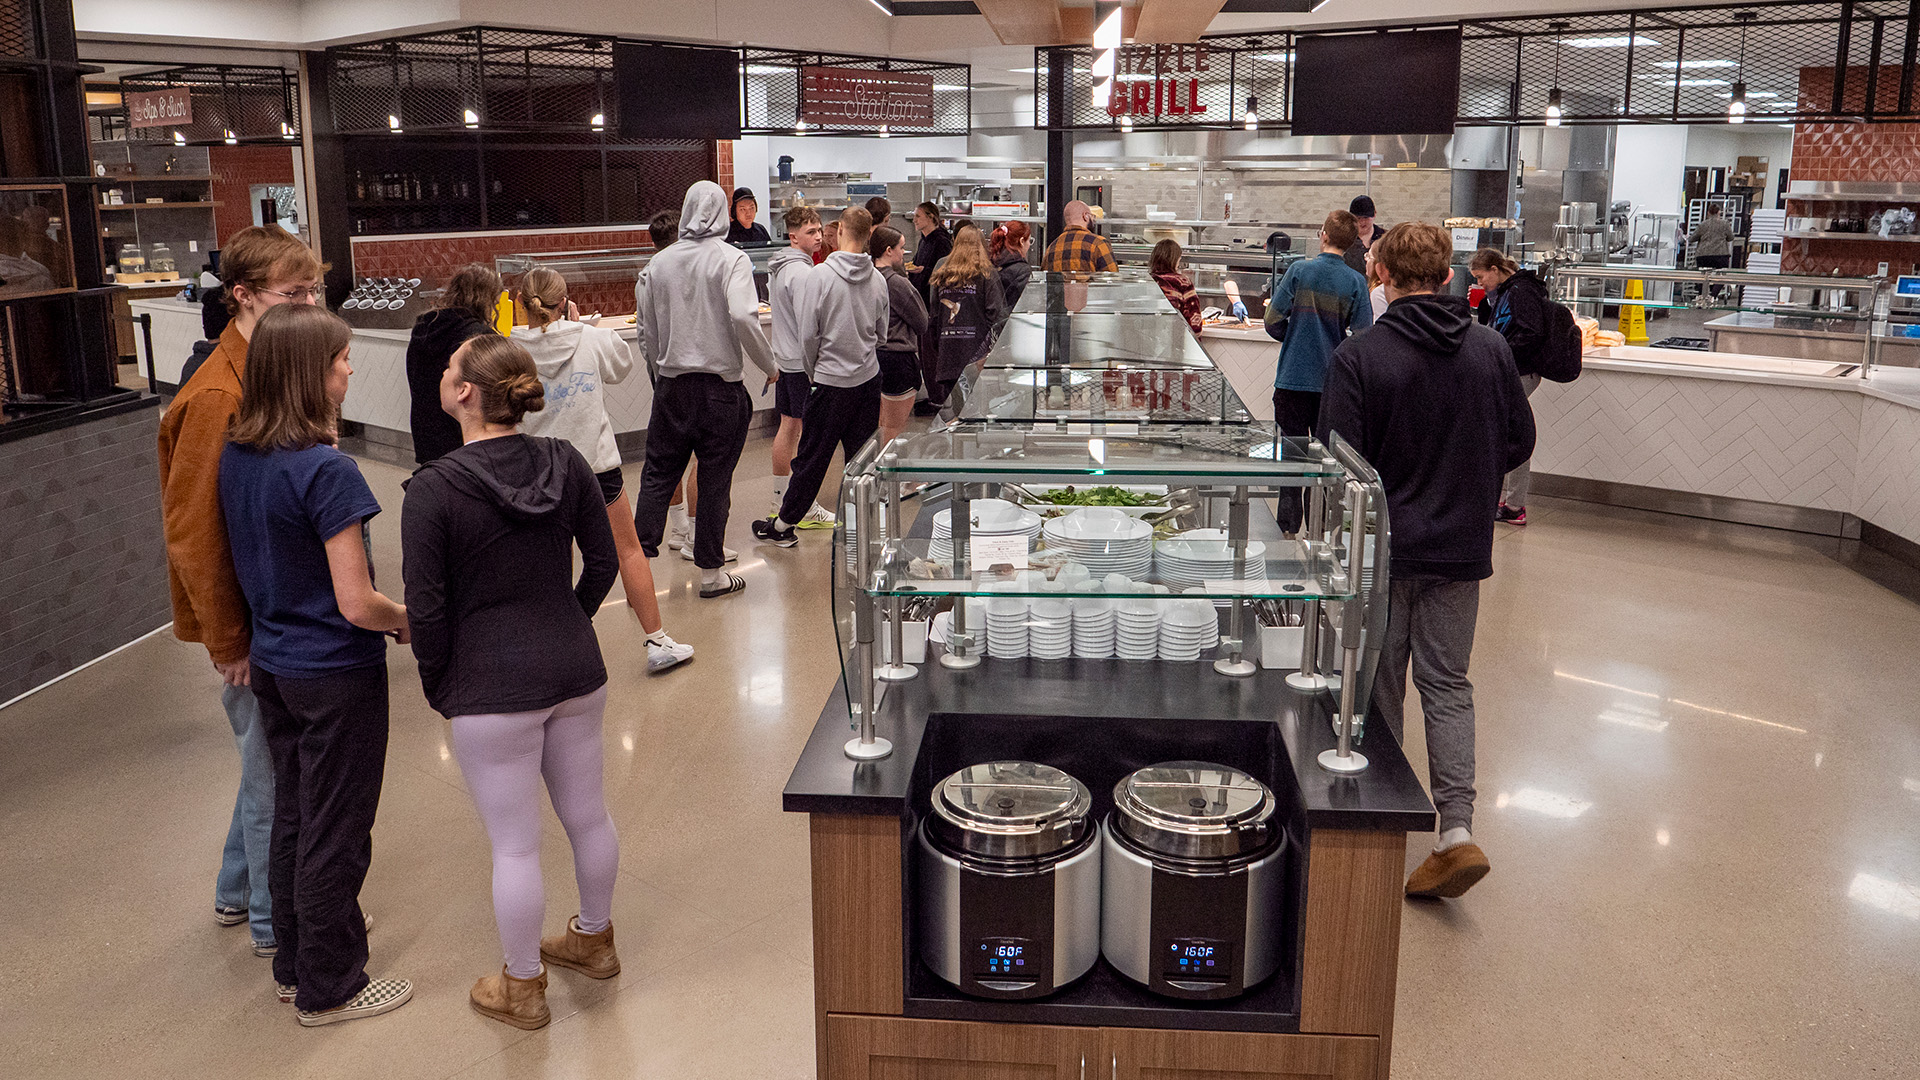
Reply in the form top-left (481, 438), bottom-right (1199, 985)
top-left (451, 686), bottom-right (618, 978)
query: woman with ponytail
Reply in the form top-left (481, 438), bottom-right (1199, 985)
top-left (512, 267), bottom-right (693, 672)
top-left (401, 334), bottom-right (624, 1030)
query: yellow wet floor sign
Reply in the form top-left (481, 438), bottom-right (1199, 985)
top-left (1621, 278), bottom-right (1648, 344)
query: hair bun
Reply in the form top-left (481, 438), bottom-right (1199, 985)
top-left (508, 372), bottom-right (546, 413)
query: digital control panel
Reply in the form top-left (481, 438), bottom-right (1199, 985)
top-left (1160, 937), bottom-right (1232, 986)
top-left (972, 937), bottom-right (1037, 983)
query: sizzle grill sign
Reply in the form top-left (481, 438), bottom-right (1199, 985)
top-left (1102, 45), bottom-right (1209, 120)
top-left (800, 66), bottom-right (936, 128)
top-left (126, 88), bottom-right (194, 130)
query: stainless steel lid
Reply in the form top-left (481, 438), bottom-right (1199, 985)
top-left (1112, 761), bottom-right (1277, 861)
top-left (929, 761), bottom-right (1093, 862)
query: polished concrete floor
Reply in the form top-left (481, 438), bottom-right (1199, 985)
top-left (3, 439), bottom-right (1918, 1079)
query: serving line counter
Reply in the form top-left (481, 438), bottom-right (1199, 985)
top-left (129, 296), bottom-right (780, 458)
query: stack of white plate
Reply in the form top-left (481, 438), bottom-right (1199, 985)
top-left (929, 499), bottom-right (1043, 565)
top-left (1158, 599), bottom-right (1219, 662)
top-left (1115, 597), bottom-right (1162, 661)
top-left (1028, 598), bottom-right (1073, 660)
top-left (1042, 508), bottom-right (1153, 579)
top-left (1155, 529), bottom-right (1268, 605)
top-left (985, 593), bottom-right (1030, 659)
top-left (1071, 595), bottom-right (1116, 658)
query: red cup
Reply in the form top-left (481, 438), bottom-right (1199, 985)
top-left (1468, 284), bottom-right (1486, 308)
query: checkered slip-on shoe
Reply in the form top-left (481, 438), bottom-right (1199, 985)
top-left (276, 983), bottom-right (297, 1004)
top-left (214, 905), bottom-right (248, 927)
top-left (296, 977), bottom-right (414, 1027)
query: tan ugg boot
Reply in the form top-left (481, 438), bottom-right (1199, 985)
top-left (469, 966), bottom-right (550, 1030)
top-left (1405, 843), bottom-right (1491, 899)
top-left (540, 917), bottom-right (621, 979)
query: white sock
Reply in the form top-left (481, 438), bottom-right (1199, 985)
top-left (668, 504), bottom-right (689, 533)
top-left (1435, 827), bottom-right (1473, 853)
top-left (684, 516), bottom-right (696, 540)
top-left (646, 628), bottom-right (670, 646)
top-left (771, 475), bottom-right (788, 499)
top-left (775, 517), bottom-right (797, 532)
top-left (702, 566), bottom-right (723, 587)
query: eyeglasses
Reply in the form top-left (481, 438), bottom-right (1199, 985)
top-left (258, 286), bottom-right (323, 303)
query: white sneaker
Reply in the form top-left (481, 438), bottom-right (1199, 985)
top-left (681, 541), bottom-right (739, 562)
top-left (667, 528), bottom-right (689, 550)
top-left (647, 635), bottom-right (694, 673)
top-left (796, 503), bottom-right (837, 529)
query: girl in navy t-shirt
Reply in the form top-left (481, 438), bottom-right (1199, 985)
top-left (220, 303), bottom-right (414, 1027)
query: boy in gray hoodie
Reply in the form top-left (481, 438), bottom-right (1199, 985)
top-left (632, 180), bottom-right (779, 597)
top-left (766, 207), bottom-right (833, 526)
top-left (753, 208), bottom-right (888, 548)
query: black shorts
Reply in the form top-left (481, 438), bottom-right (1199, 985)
top-left (774, 369), bottom-right (811, 419)
top-left (595, 466), bottom-right (624, 506)
top-left (878, 349), bottom-right (922, 398)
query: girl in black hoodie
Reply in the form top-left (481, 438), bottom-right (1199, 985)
top-left (405, 264), bottom-right (500, 464)
top-left (1469, 248), bottom-right (1550, 524)
top-left (926, 224), bottom-right (1007, 406)
top-left (401, 335), bottom-right (622, 1031)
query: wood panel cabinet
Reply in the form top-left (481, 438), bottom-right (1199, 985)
top-left (825, 1015), bottom-right (1378, 1080)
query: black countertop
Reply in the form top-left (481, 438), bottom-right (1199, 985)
top-left (782, 658), bottom-right (1435, 833)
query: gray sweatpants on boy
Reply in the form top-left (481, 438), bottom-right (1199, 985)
top-left (1371, 574), bottom-right (1481, 834)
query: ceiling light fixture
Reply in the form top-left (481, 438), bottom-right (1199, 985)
top-left (388, 113), bottom-right (402, 133)
top-left (1120, 114), bottom-right (1132, 132)
top-left (1244, 95), bottom-right (1259, 131)
top-left (1729, 11), bottom-right (1755, 124)
top-left (173, 130), bottom-right (185, 145)
top-left (590, 111), bottom-right (605, 131)
top-left (463, 108), bottom-right (479, 128)
top-left (1565, 35), bottom-right (1662, 48)
top-left (866, 0), bottom-right (891, 13)
top-left (280, 121), bottom-right (295, 140)
top-left (878, 124), bottom-right (890, 138)
top-left (222, 129), bottom-right (237, 145)
top-left (1091, 1), bottom-right (1121, 115)
top-left (1547, 22), bottom-right (1568, 127)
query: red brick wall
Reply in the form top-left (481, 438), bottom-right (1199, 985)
top-left (1787, 65), bottom-right (1920, 275)
top-left (715, 140), bottom-right (733, 194)
top-left (350, 227), bottom-right (656, 316)
top-left (209, 144), bottom-right (297, 242)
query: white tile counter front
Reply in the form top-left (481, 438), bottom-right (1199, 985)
top-left (130, 299), bottom-right (778, 459)
top-left (1197, 322), bottom-right (1276, 421)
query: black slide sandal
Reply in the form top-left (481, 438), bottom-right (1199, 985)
top-left (699, 573), bottom-right (746, 599)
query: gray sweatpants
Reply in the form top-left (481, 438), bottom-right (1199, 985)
top-left (1371, 575), bottom-right (1481, 834)
top-left (1502, 373), bottom-right (1541, 508)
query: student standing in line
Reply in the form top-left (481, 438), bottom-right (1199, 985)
top-left (1040, 200), bottom-right (1119, 274)
top-left (512, 267), bottom-right (692, 673)
top-left (632, 180), bottom-right (779, 598)
top-left (1319, 222), bottom-right (1535, 901)
top-left (1341, 195), bottom-right (1387, 277)
top-left (634, 210), bottom-right (722, 560)
top-left (753, 208), bottom-right (888, 548)
top-left (925, 224), bottom-right (1008, 406)
top-left (906, 201), bottom-right (953, 302)
top-left (871, 224), bottom-right (930, 448)
top-left (988, 221), bottom-right (1033, 310)
top-left (402, 335), bottom-right (624, 1031)
top-left (1364, 242), bottom-right (1391, 323)
top-left (865, 195), bottom-right (893, 233)
top-left (1149, 239), bottom-right (1204, 334)
top-left (406, 263), bottom-right (500, 465)
top-left (1470, 247), bottom-right (1550, 527)
top-left (1265, 209), bottom-right (1372, 533)
top-left (219, 303), bottom-right (412, 1025)
top-left (157, 225), bottom-right (324, 958)
top-left (766, 206), bottom-right (836, 527)
top-left (726, 187), bottom-right (771, 246)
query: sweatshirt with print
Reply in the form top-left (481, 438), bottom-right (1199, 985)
top-left (511, 319), bottom-right (635, 474)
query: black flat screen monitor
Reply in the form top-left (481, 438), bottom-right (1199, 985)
top-left (614, 43), bottom-right (741, 140)
top-left (1291, 28), bottom-right (1461, 137)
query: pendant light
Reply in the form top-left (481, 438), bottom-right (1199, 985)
top-left (1729, 11), bottom-right (1755, 124)
top-left (1244, 96), bottom-right (1259, 131)
top-left (1546, 22), bottom-right (1568, 127)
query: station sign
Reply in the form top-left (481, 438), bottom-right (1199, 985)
top-left (800, 66), bottom-right (936, 128)
top-left (1103, 45), bottom-right (1209, 121)
top-left (126, 88), bottom-right (194, 129)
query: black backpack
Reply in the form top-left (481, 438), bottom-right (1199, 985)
top-left (1538, 301), bottom-right (1584, 383)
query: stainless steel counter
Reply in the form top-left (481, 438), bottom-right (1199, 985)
top-left (1704, 312), bottom-right (1920, 369)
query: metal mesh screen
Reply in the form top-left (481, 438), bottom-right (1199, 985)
top-left (331, 29), bottom-right (619, 135)
top-left (741, 47), bottom-right (970, 135)
top-left (0, 0), bottom-right (35, 61)
top-left (117, 66), bottom-right (300, 144)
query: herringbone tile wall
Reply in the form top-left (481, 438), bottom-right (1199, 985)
top-left (1855, 397), bottom-right (1920, 542)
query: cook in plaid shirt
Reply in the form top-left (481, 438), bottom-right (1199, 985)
top-left (1041, 200), bottom-right (1119, 273)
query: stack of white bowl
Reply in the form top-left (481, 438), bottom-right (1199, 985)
top-left (1028, 597), bottom-right (1073, 659)
top-left (1071, 593), bottom-right (1116, 658)
top-left (984, 592), bottom-right (1030, 658)
top-left (1158, 599), bottom-right (1219, 661)
top-left (1041, 507), bottom-right (1153, 578)
top-left (1154, 529), bottom-right (1269, 606)
top-left (1115, 597), bottom-right (1162, 660)
top-left (929, 499), bottom-right (1043, 565)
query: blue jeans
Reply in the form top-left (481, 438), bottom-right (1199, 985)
top-left (213, 683), bottom-right (275, 942)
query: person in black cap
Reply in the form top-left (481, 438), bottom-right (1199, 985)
top-left (1342, 195), bottom-right (1385, 277)
top-left (727, 187), bottom-right (771, 246)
